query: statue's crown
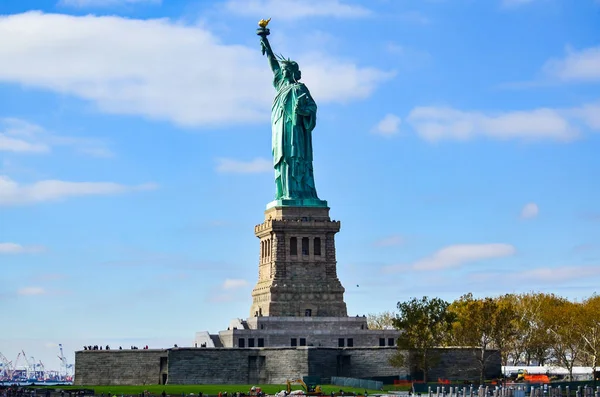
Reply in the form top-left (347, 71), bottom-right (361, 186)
top-left (276, 54), bottom-right (298, 70)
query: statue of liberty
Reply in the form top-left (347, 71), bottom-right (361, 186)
top-left (257, 20), bottom-right (325, 207)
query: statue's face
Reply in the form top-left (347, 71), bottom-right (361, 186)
top-left (282, 66), bottom-right (293, 80)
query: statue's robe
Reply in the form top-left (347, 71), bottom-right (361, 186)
top-left (271, 68), bottom-right (319, 200)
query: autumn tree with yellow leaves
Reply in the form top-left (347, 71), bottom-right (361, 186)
top-left (382, 292), bottom-right (599, 383)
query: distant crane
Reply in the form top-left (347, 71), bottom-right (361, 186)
top-left (0, 352), bottom-right (15, 379)
top-left (37, 360), bottom-right (46, 380)
top-left (21, 350), bottom-right (36, 380)
top-left (13, 352), bottom-right (22, 379)
top-left (57, 344), bottom-right (73, 377)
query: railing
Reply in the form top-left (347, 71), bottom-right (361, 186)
top-left (412, 384), bottom-right (600, 397)
top-left (330, 376), bottom-right (383, 391)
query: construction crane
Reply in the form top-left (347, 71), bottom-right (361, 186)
top-left (37, 360), bottom-right (46, 381)
top-left (21, 350), bottom-right (36, 380)
top-left (0, 352), bottom-right (14, 379)
top-left (57, 344), bottom-right (73, 378)
top-left (13, 352), bottom-right (22, 379)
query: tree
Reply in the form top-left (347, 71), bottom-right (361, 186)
top-left (390, 296), bottom-right (455, 382)
top-left (544, 299), bottom-right (584, 381)
top-left (449, 293), bottom-right (517, 384)
top-left (367, 311), bottom-right (396, 330)
top-left (509, 293), bottom-right (558, 365)
top-left (500, 293), bottom-right (529, 365)
top-left (579, 295), bottom-right (600, 380)
top-left (491, 294), bottom-right (520, 366)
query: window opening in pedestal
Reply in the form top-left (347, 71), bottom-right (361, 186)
top-left (314, 237), bottom-right (321, 256)
top-left (302, 237), bottom-right (309, 255)
top-left (290, 237), bottom-right (297, 256)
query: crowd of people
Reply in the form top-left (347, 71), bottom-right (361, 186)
top-left (82, 346), bottom-right (151, 351)
top-left (0, 387), bottom-right (88, 397)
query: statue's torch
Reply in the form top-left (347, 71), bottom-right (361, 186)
top-left (257, 18), bottom-right (271, 37)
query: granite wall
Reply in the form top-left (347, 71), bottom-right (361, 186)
top-left (74, 347), bottom-right (500, 386)
top-left (74, 349), bottom-right (168, 385)
top-left (166, 348), bottom-right (308, 384)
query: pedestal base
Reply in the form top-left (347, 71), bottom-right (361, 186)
top-left (252, 203), bottom-right (346, 318)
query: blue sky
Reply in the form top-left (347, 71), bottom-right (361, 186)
top-left (1, 0), bottom-right (599, 372)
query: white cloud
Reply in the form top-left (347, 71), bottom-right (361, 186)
top-left (411, 244), bottom-right (516, 271)
top-left (0, 136), bottom-right (47, 153)
top-left (384, 243), bottom-right (516, 273)
top-left (222, 279), bottom-right (249, 290)
top-left (0, 12), bottom-right (390, 127)
top-left (0, 175), bottom-right (157, 206)
top-left (371, 114), bottom-right (401, 137)
top-left (58, 0), bottom-right (160, 7)
top-left (0, 243), bottom-right (45, 254)
top-left (216, 158), bottom-right (272, 174)
top-left (520, 202), bottom-right (539, 219)
top-left (470, 265), bottom-right (600, 284)
top-left (407, 106), bottom-right (578, 142)
top-left (0, 118), bottom-right (113, 157)
top-left (570, 102), bottom-right (600, 130)
top-left (0, 137), bottom-right (48, 153)
top-left (299, 54), bottom-right (394, 103)
top-left (516, 265), bottom-right (600, 283)
top-left (224, 0), bottom-right (372, 20)
top-left (373, 235), bottom-right (404, 247)
top-left (18, 287), bottom-right (46, 296)
top-left (0, 118), bottom-right (49, 153)
top-left (502, 45), bottom-right (600, 87)
top-left (542, 45), bottom-right (600, 83)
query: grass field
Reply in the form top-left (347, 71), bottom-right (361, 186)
top-left (34, 384), bottom-right (388, 396)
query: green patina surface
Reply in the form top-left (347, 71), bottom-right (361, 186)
top-left (266, 198), bottom-right (328, 209)
top-left (258, 26), bottom-right (327, 208)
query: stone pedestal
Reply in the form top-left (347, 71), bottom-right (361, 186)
top-left (250, 206), bottom-right (347, 317)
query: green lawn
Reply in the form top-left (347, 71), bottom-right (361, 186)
top-left (34, 385), bottom-right (386, 396)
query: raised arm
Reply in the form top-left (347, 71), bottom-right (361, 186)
top-left (260, 35), bottom-right (280, 75)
